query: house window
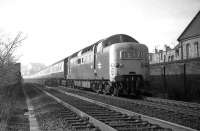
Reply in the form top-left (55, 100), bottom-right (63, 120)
top-left (160, 52), bottom-right (163, 60)
top-left (186, 43), bottom-right (190, 59)
top-left (149, 54), bottom-right (153, 61)
top-left (168, 56), bottom-right (171, 61)
top-left (163, 55), bottom-right (166, 62)
top-left (194, 42), bottom-right (199, 57)
top-left (171, 55), bottom-right (174, 61)
top-left (175, 49), bottom-right (179, 56)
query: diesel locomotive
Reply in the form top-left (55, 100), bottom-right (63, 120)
top-left (26, 34), bottom-right (149, 96)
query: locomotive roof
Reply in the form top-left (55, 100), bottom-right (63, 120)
top-left (102, 34), bottom-right (138, 47)
top-left (81, 39), bottom-right (104, 54)
top-left (71, 34), bottom-right (138, 57)
top-left (81, 34), bottom-right (138, 54)
top-left (70, 51), bottom-right (79, 58)
top-left (81, 44), bottom-right (94, 54)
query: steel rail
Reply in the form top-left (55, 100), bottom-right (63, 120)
top-left (54, 87), bottom-right (198, 131)
top-left (38, 87), bottom-right (117, 131)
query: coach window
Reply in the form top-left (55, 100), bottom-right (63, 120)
top-left (85, 56), bottom-right (88, 63)
top-left (59, 64), bottom-right (61, 70)
top-left (81, 58), bottom-right (84, 64)
top-left (89, 55), bottom-right (92, 62)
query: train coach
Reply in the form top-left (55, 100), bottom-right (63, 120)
top-left (26, 34), bottom-right (149, 96)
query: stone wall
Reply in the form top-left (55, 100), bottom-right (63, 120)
top-left (0, 63), bottom-right (21, 88)
top-left (149, 58), bottom-right (200, 101)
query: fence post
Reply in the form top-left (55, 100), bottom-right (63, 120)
top-left (163, 65), bottom-right (167, 98)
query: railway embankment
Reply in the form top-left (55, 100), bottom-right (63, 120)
top-left (0, 83), bottom-right (29, 130)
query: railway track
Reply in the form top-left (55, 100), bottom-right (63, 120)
top-left (44, 89), bottom-right (170, 131)
top-left (52, 86), bottom-right (200, 130)
top-left (23, 84), bottom-right (98, 131)
top-left (28, 84), bottom-right (199, 131)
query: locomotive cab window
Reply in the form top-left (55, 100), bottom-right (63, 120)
top-left (120, 51), bottom-right (128, 59)
top-left (120, 49), bottom-right (144, 59)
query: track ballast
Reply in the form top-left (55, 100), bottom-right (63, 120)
top-left (51, 85), bottom-right (199, 131)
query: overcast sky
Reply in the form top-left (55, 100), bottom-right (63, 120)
top-left (0, 0), bottom-right (200, 65)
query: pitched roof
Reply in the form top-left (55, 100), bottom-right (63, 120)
top-left (178, 11), bottom-right (200, 41)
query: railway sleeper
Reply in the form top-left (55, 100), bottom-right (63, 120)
top-left (57, 109), bottom-right (76, 113)
top-left (101, 118), bottom-right (141, 123)
top-left (64, 119), bottom-right (85, 124)
top-left (62, 116), bottom-right (81, 121)
top-left (71, 122), bottom-right (91, 127)
top-left (83, 109), bottom-right (112, 112)
top-left (76, 106), bottom-right (107, 110)
top-left (108, 122), bottom-right (150, 127)
top-left (61, 120), bottom-right (94, 130)
top-left (88, 113), bottom-right (124, 117)
top-left (116, 126), bottom-right (171, 131)
top-left (94, 115), bottom-right (127, 119)
top-left (86, 110), bottom-right (116, 113)
top-left (71, 124), bottom-right (96, 131)
top-left (97, 117), bottom-right (130, 121)
top-left (111, 121), bottom-right (149, 126)
top-left (56, 113), bottom-right (77, 118)
top-left (56, 112), bottom-right (77, 117)
top-left (105, 119), bottom-right (145, 125)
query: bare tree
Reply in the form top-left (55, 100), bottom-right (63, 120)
top-left (0, 32), bottom-right (26, 67)
top-left (0, 32), bottom-right (26, 87)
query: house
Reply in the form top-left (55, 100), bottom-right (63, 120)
top-left (178, 11), bottom-right (200, 59)
top-left (149, 10), bottom-right (200, 64)
top-left (149, 46), bottom-right (180, 64)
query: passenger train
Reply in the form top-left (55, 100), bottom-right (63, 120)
top-left (26, 34), bottom-right (149, 96)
